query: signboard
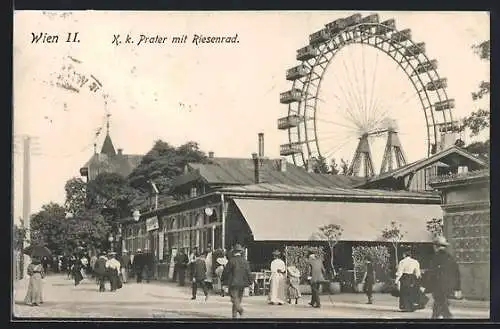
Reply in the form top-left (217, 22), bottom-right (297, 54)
top-left (168, 248), bottom-right (178, 280)
top-left (158, 232), bottom-right (164, 261)
top-left (146, 216), bottom-right (159, 232)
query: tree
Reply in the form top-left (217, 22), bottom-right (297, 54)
top-left (381, 221), bottom-right (407, 267)
top-left (312, 156), bottom-right (330, 174)
top-left (30, 203), bottom-right (68, 254)
top-left (128, 140), bottom-right (208, 196)
top-left (64, 177), bottom-right (87, 216)
top-left (459, 39), bottom-right (490, 159)
top-left (340, 159), bottom-right (351, 175)
top-left (426, 218), bottom-right (444, 239)
top-left (330, 159), bottom-right (339, 175)
top-left (313, 224), bottom-right (344, 279)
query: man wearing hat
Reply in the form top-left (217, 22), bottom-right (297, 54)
top-left (395, 247), bottom-right (421, 312)
top-left (424, 236), bottom-right (461, 319)
top-left (94, 251), bottom-right (108, 292)
top-left (133, 248), bottom-right (145, 283)
top-left (307, 251), bottom-right (326, 308)
top-left (222, 244), bottom-right (252, 319)
top-left (106, 252), bottom-right (121, 292)
top-left (120, 250), bottom-right (131, 284)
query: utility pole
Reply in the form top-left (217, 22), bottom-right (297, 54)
top-left (22, 136), bottom-right (32, 279)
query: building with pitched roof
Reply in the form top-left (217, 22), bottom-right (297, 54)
top-left (79, 121), bottom-right (143, 181)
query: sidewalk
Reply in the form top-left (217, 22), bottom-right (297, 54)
top-left (144, 279), bottom-right (490, 316)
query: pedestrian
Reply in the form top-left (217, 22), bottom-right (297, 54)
top-left (361, 255), bottom-right (375, 304)
top-left (307, 251), bottom-right (326, 308)
top-left (286, 265), bottom-right (301, 305)
top-left (191, 251), bottom-right (209, 301)
top-left (72, 255), bottom-right (84, 286)
top-left (24, 256), bottom-right (44, 306)
top-left (90, 253), bottom-right (98, 279)
top-left (215, 256), bottom-right (228, 297)
top-left (177, 248), bottom-right (189, 286)
top-left (268, 250), bottom-right (287, 305)
top-left (143, 248), bottom-right (153, 283)
top-left (222, 244), bottom-right (252, 319)
top-left (133, 249), bottom-right (145, 283)
top-left (424, 236), bottom-right (462, 319)
top-left (106, 252), bottom-right (121, 292)
top-left (94, 252), bottom-right (108, 292)
top-left (120, 250), bottom-right (131, 284)
top-left (395, 248), bottom-right (421, 312)
top-left (205, 245), bottom-right (214, 291)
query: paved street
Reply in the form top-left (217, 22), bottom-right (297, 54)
top-left (13, 275), bottom-right (489, 319)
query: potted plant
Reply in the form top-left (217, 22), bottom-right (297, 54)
top-left (352, 245), bottom-right (390, 293)
top-left (285, 245), bottom-right (325, 295)
top-left (311, 224), bottom-right (343, 294)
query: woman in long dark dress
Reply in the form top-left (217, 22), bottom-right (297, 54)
top-left (362, 256), bottom-right (375, 304)
top-left (72, 256), bottom-right (84, 286)
top-left (24, 257), bottom-right (44, 306)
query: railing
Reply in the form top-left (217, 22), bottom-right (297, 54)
top-left (429, 169), bottom-right (490, 184)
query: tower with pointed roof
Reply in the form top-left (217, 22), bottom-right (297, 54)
top-left (79, 113), bottom-right (143, 181)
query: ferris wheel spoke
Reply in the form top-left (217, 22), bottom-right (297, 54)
top-left (345, 46), bottom-right (367, 126)
top-left (367, 51), bottom-right (380, 119)
top-left (322, 137), bottom-right (356, 159)
top-left (361, 41), bottom-right (369, 129)
top-left (330, 70), bottom-right (365, 129)
top-left (339, 55), bottom-right (365, 121)
top-left (315, 117), bottom-right (359, 133)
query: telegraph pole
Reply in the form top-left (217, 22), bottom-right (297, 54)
top-left (22, 136), bottom-right (32, 279)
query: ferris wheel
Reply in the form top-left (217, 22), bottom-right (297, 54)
top-left (278, 13), bottom-right (458, 177)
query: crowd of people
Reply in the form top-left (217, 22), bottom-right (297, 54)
top-left (21, 236), bottom-right (462, 319)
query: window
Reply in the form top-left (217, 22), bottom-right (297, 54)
top-left (190, 187), bottom-right (197, 198)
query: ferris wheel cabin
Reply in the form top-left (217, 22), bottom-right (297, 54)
top-left (280, 89), bottom-right (302, 104)
top-left (277, 115), bottom-right (301, 130)
top-left (286, 65), bottom-right (310, 80)
top-left (405, 42), bottom-right (426, 57)
top-left (415, 59), bottom-right (438, 74)
top-left (296, 45), bottom-right (318, 61)
top-left (391, 29), bottom-right (412, 42)
top-left (309, 29), bottom-right (331, 45)
top-left (426, 78), bottom-right (448, 91)
top-left (280, 143), bottom-right (303, 156)
top-left (344, 13), bottom-right (362, 27)
top-left (325, 18), bottom-right (347, 34)
top-left (434, 99), bottom-right (455, 111)
top-left (375, 19), bottom-right (396, 35)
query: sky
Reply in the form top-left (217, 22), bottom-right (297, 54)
top-left (12, 11), bottom-right (490, 224)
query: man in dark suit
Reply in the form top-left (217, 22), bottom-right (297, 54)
top-left (191, 251), bottom-right (209, 301)
top-left (307, 251), bottom-right (326, 308)
top-left (222, 244), bottom-right (252, 319)
top-left (133, 249), bottom-right (145, 283)
top-left (94, 252), bottom-right (108, 292)
top-left (424, 236), bottom-right (462, 319)
top-left (177, 249), bottom-right (189, 286)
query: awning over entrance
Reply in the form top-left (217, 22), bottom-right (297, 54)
top-left (233, 199), bottom-right (442, 243)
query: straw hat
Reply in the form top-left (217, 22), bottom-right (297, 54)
top-left (287, 266), bottom-right (300, 278)
top-left (272, 250), bottom-right (281, 256)
top-left (233, 244), bottom-right (244, 252)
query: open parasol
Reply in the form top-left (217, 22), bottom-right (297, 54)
top-left (23, 244), bottom-right (52, 258)
top-left (287, 266), bottom-right (300, 278)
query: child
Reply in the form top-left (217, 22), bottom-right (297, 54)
top-left (362, 255), bottom-right (375, 304)
top-left (286, 266), bottom-right (301, 305)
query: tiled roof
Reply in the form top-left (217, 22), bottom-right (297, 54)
top-left (357, 145), bottom-right (488, 188)
top-left (171, 157), bottom-right (367, 190)
top-left (81, 153), bottom-right (143, 178)
top-left (221, 183), bottom-right (439, 201)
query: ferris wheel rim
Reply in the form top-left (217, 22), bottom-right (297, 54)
top-left (285, 20), bottom-right (454, 167)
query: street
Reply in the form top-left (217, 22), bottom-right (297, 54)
top-left (13, 275), bottom-right (490, 319)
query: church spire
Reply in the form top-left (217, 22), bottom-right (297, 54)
top-left (100, 112), bottom-right (116, 156)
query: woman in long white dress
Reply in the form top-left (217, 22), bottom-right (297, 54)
top-left (268, 250), bottom-right (287, 305)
